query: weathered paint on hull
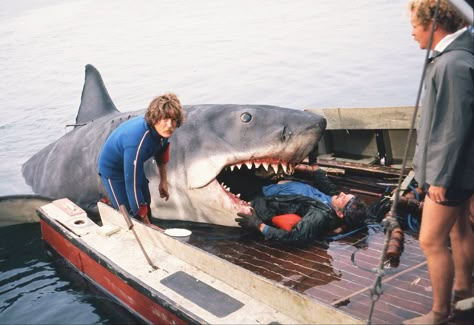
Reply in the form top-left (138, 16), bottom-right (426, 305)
top-left (39, 216), bottom-right (196, 325)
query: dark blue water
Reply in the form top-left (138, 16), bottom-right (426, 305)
top-left (0, 223), bottom-right (142, 324)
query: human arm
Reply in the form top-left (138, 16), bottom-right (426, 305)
top-left (234, 211), bottom-right (306, 240)
top-left (424, 52), bottom-right (474, 189)
top-left (157, 162), bottom-right (169, 200)
top-left (249, 195), bottom-right (342, 242)
top-left (156, 143), bottom-right (170, 200)
top-left (261, 209), bottom-right (336, 241)
top-left (311, 168), bottom-right (338, 195)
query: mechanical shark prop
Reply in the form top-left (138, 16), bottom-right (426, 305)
top-left (22, 64), bottom-right (327, 227)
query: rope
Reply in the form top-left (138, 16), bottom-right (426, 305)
top-left (366, 1), bottom-right (442, 323)
top-left (407, 184), bottom-right (421, 232)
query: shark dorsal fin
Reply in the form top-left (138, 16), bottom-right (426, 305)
top-left (75, 64), bottom-right (119, 126)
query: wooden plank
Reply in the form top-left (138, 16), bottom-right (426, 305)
top-left (40, 200), bottom-right (98, 236)
top-left (330, 261), bottom-right (427, 307)
top-left (317, 159), bottom-right (410, 176)
top-left (305, 106), bottom-right (417, 130)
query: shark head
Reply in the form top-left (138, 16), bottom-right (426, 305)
top-left (23, 65), bottom-right (327, 227)
top-left (163, 104), bottom-right (327, 225)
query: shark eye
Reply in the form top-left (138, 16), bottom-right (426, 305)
top-left (240, 112), bottom-right (252, 123)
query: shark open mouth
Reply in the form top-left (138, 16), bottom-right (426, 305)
top-left (215, 159), bottom-right (297, 207)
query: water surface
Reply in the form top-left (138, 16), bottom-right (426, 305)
top-left (0, 0), bottom-right (424, 323)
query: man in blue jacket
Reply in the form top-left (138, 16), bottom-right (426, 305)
top-left (98, 93), bottom-right (184, 224)
top-left (235, 168), bottom-right (368, 242)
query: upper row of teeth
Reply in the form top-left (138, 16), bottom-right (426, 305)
top-left (227, 161), bottom-right (295, 174)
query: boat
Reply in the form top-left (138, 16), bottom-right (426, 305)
top-left (37, 198), bottom-right (358, 324)
top-left (33, 106), bottom-right (474, 324)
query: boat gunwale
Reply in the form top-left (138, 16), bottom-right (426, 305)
top-left (36, 206), bottom-right (203, 325)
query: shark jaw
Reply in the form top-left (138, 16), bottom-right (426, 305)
top-left (198, 158), bottom-right (299, 218)
top-left (177, 108), bottom-right (325, 226)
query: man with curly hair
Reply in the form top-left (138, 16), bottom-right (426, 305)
top-left (98, 93), bottom-right (184, 224)
top-left (404, 1), bottom-right (474, 324)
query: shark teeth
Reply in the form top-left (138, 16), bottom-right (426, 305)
top-left (221, 182), bottom-right (247, 204)
top-left (224, 160), bottom-right (295, 175)
top-left (220, 159), bottom-right (296, 202)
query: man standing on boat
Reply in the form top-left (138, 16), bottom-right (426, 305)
top-left (404, 1), bottom-right (474, 324)
top-left (98, 93), bottom-right (185, 224)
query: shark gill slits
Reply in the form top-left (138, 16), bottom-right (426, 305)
top-left (281, 126), bottom-right (289, 142)
top-left (240, 112), bottom-right (252, 123)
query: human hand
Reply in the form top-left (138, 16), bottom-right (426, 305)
top-left (428, 185), bottom-right (447, 204)
top-left (136, 204), bottom-right (151, 224)
top-left (159, 182), bottom-right (169, 201)
top-left (329, 226), bottom-right (344, 235)
top-left (235, 211), bottom-right (262, 230)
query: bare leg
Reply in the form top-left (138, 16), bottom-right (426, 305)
top-left (420, 196), bottom-right (462, 314)
top-left (450, 198), bottom-right (474, 299)
top-left (404, 196), bottom-right (461, 324)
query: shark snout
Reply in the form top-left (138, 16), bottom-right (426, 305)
top-left (290, 113), bottom-right (327, 139)
top-left (318, 117), bottom-right (327, 130)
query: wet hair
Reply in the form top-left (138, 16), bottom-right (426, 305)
top-left (343, 196), bottom-right (368, 230)
top-left (145, 92), bottom-right (185, 127)
top-left (408, 0), bottom-right (466, 33)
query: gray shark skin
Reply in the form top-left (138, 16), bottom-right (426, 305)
top-left (22, 64), bottom-right (327, 227)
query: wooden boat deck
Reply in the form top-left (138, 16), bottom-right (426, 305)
top-left (182, 224), bottom-right (420, 324)
top-left (171, 218), bottom-right (472, 324)
top-left (158, 161), bottom-right (473, 325)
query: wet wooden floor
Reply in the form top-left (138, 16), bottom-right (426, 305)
top-left (154, 163), bottom-right (473, 324)
top-left (172, 222), bottom-right (472, 325)
top-left (158, 164), bottom-right (473, 324)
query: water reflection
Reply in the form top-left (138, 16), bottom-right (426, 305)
top-left (0, 223), bottom-right (143, 324)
